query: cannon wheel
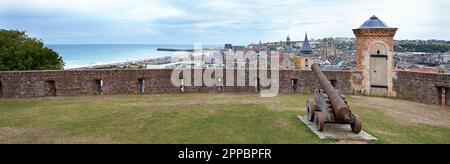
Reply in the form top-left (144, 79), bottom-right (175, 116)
top-left (351, 114), bottom-right (362, 134)
top-left (306, 99), bottom-right (316, 122)
top-left (315, 112), bottom-right (325, 132)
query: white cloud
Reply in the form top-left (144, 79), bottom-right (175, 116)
top-left (1, 0), bottom-right (448, 44)
top-left (0, 0), bottom-right (185, 22)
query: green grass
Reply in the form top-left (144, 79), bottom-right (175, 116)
top-left (349, 99), bottom-right (450, 144)
top-left (0, 93), bottom-right (449, 144)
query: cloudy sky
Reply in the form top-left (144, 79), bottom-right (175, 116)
top-left (1, 0), bottom-right (449, 45)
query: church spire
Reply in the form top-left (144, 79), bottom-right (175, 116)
top-left (301, 32), bottom-right (313, 55)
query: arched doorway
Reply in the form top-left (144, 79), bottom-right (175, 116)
top-left (370, 43), bottom-right (388, 96)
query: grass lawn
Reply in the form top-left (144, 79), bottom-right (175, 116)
top-left (0, 93), bottom-right (449, 144)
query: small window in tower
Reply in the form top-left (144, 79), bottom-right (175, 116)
top-left (305, 59), bottom-right (309, 68)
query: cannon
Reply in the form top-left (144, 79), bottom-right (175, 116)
top-left (306, 64), bottom-right (362, 133)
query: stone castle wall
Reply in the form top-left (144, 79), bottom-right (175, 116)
top-left (0, 69), bottom-right (449, 106)
top-left (394, 71), bottom-right (450, 105)
top-left (0, 69), bottom-right (359, 98)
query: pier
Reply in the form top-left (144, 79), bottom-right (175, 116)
top-left (157, 48), bottom-right (195, 52)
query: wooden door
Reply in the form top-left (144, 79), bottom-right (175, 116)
top-left (370, 43), bottom-right (388, 96)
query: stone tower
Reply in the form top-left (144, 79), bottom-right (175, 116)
top-left (353, 15), bottom-right (397, 97)
top-left (322, 37), bottom-right (336, 58)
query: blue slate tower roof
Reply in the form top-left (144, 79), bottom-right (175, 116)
top-left (359, 15), bottom-right (390, 29)
top-left (300, 32), bottom-right (313, 55)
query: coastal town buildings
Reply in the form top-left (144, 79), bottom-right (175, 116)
top-left (74, 19), bottom-right (448, 74)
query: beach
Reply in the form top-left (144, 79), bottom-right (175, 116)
top-left (47, 44), bottom-right (221, 69)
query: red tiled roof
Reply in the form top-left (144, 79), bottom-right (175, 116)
top-left (407, 67), bottom-right (438, 73)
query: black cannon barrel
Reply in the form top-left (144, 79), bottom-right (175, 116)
top-left (311, 64), bottom-right (352, 122)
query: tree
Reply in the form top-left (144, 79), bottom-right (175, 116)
top-left (394, 43), bottom-right (450, 53)
top-left (0, 29), bottom-right (64, 71)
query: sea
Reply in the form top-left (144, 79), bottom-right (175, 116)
top-left (46, 44), bottom-right (221, 69)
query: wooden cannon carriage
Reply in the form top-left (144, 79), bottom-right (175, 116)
top-left (306, 64), bottom-right (362, 134)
